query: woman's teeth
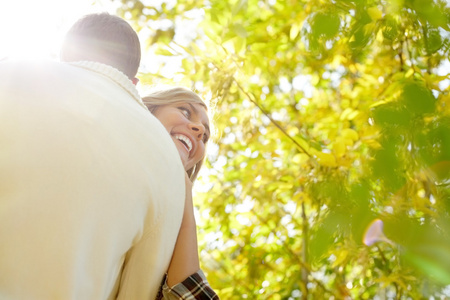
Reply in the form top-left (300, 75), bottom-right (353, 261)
top-left (174, 134), bottom-right (192, 152)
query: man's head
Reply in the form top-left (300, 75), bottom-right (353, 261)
top-left (60, 13), bottom-right (141, 82)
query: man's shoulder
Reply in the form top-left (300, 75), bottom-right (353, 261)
top-left (0, 59), bottom-right (144, 108)
top-left (0, 58), bottom-right (90, 84)
top-left (0, 59), bottom-right (75, 96)
top-left (0, 58), bottom-right (64, 74)
top-left (0, 59), bottom-right (122, 83)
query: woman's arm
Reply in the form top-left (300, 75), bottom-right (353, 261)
top-left (156, 174), bottom-right (219, 299)
top-left (166, 174), bottom-right (200, 286)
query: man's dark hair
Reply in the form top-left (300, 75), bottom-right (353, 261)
top-left (60, 13), bottom-right (141, 80)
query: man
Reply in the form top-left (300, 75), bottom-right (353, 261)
top-left (0, 13), bottom-right (185, 300)
top-left (60, 12), bottom-right (140, 85)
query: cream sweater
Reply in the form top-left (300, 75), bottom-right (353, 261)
top-left (0, 59), bottom-right (185, 300)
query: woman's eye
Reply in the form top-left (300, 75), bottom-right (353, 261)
top-left (178, 107), bottom-right (191, 118)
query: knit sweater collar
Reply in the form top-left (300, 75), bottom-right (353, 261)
top-left (69, 61), bottom-right (145, 109)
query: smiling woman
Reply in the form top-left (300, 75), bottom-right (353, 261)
top-left (141, 85), bottom-right (219, 300)
top-left (0, 0), bottom-right (117, 60)
top-left (153, 102), bottom-right (209, 172)
top-left (143, 86), bottom-right (211, 181)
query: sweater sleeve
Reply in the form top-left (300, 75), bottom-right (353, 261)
top-left (156, 270), bottom-right (219, 300)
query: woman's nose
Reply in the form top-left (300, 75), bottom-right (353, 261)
top-left (188, 122), bottom-right (205, 140)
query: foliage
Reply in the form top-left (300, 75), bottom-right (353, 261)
top-left (116, 0), bottom-right (450, 298)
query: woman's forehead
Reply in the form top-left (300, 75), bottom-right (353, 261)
top-left (192, 103), bottom-right (210, 122)
top-left (173, 101), bottom-right (208, 115)
top-left (174, 100), bottom-right (207, 109)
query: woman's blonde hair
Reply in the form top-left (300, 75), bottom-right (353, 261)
top-left (142, 86), bottom-right (209, 181)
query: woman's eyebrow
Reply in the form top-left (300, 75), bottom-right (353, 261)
top-left (188, 103), bottom-right (210, 135)
top-left (188, 103), bottom-right (198, 113)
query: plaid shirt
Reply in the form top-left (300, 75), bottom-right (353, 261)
top-left (156, 270), bottom-right (219, 300)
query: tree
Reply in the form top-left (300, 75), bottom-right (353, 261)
top-left (116, 0), bottom-right (450, 298)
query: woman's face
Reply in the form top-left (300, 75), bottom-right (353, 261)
top-left (153, 102), bottom-right (210, 171)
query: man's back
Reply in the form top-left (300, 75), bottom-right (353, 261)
top-left (0, 59), bottom-right (185, 299)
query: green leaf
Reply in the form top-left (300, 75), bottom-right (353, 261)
top-left (153, 47), bottom-right (174, 56)
top-left (372, 102), bottom-right (412, 127)
top-left (382, 15), bottom-right (399, 41)
top-left (401, 81), bottom-right (436, 114)
top-left (310, 12), bottom-right (341, 40)
top-left (231, 23), bottom-right (248, 38)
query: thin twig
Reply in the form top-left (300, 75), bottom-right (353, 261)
top-left (232, 78), bottom-right (312, 156)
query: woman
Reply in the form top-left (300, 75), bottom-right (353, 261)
top-left (143, 86), bottom-right (219, 300)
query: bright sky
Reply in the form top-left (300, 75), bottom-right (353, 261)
top-left (0, 0), bottom-right (118, 60)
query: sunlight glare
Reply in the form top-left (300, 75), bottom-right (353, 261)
top-left (0, 0), bottom-right (118, 60)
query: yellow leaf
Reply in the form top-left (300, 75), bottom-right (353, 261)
top-left (234, 37), bottom-right (247, 55)
top-left (277, 182), bottom-right (294, 191)
top-left (367, 6), bottom-right (383, 20)
top-left (364, 139), bottom-right (382, 149)
top-left (370, 99), bottom-right (389, 108)
top-left (309, 148), bottom-right (319, 156)
top-left (315, 152), bottom-right (337, 167)
top-left (293, 153), bottom-right (310, 165)
top-left (332, 139), bottom-right (346, 157)
top-left (290, 22), bottom-right (301, 40)
top-left (405, 68), bottom-right (415, 78)
top-left (340, 108), bottom-right (353, 121)
top-left (364, 23), bottom-right (377, 35)
top-left (332, 249), bottom-right (349, 268)
top-left (376, 28), bottom-right (384, 43)
top-left (340, 108), bottom-right (360, 121)
top-left (337, 156), bottom-right (352, 168)
top-left (342, 138), bottom-right (354, 147)
top-left (341, 128), bottom-right (359, 141)
top-left (347, 110), bottom-right (360, 120)
top-left (154, 47), bottom-right (174, 56)
top-left (311, 74), bottom-right (320, 85)
top-left (222, 39), bottom-right (235, 53)
top-left (231, 23), bottom-right (248, 38)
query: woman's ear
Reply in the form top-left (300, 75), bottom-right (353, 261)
top-left (132, 77), bottom-right (139, 85)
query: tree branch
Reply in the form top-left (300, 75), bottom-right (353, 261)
top-left (232, 78), bottom-right (312, 156)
